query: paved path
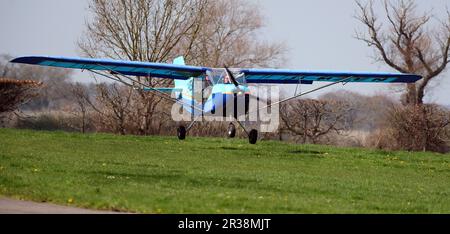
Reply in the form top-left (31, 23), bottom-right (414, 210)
top-left (0, 197), bottom-right (122, 214)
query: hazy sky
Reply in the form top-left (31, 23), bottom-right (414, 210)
top-left (0, 0), bottom-right (449, 105)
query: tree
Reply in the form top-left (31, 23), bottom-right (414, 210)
top-left (182, 0), bottom-right (286, 68)
top-left (67, 82), bottom-right (92, 133)
top-left (79, 0), bottom-right (285, 68)
top-left (0, 78), bottom-right (42, 123)
top-left (366, 103), bottom-right (450, 153)
top-left (280, 99), bottom-right (352, 144)
top-left (78, 0), bottom-right (286, 135)
top-left (92, 83), bottom-right (133, 135)
top-left (320, 90), bottom-right (395, 131)
top-left (355, 0), bottom-right (450, 105)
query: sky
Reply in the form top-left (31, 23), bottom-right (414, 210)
top-left (0, 0), bottom-right (449, 105)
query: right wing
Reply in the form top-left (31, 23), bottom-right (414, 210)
top-left (11, 56), bottom-right (209, 80)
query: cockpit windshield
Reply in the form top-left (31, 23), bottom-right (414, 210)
top-left (206, 68), bottom-right (245, 85)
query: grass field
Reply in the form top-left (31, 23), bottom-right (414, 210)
top-left (0, 128), bottom-right (449, 213)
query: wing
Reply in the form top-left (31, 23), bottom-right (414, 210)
top-left (10, 56), bottom-right (209, 80)
top-left (241, 69), bottom-right (422, 84)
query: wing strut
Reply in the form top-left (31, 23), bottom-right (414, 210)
top-left (254, 76), bottom-right (355, 113)
top-left (86, 64), bottom-right (205, 114)
top-left (294, 76), bottom-right (305, 96)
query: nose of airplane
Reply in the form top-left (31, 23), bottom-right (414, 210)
top-left (231, 86), bottom-right (242, 95)
top-left (234, 85), bottom-right (249, 95)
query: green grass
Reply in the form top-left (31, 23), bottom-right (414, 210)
top-left (0, 128), bottom-right (449, 213)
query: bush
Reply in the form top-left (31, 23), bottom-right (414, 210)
top-left (16, 113), bottom-right (80, 132)
top-left (366, 104), bottom-right (450, 153)
top-left (364, 128), bottom-right (399, 151)
top-left (0, 78), bottom-right (41, 115)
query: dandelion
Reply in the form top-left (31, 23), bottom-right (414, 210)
top-left (68, 198), bottom-right (74, 203)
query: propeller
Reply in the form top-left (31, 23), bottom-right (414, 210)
top-left (224, 66), bottom-right (240, 87)
top-left (224, 65), bottom-right (268, 103)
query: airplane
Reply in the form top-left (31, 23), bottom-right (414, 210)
top-left (10, 55), bottom-right (422, 144)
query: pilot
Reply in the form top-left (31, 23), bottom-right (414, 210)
top-left (223, 74), bottom-right (231, 84)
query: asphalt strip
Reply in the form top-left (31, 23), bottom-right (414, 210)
top-left (0, 197), bottom-right (124, 214)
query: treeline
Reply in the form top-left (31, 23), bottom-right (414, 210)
top-left (278, 92), bottom-right (450, 153)
top-left (1, 53), bottom-right (450, 153)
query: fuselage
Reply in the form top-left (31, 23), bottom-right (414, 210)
top-left (179, 80), bottom-right (250, 117)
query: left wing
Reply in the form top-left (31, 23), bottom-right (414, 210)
top-left (11, 56), bottom-right (208, 80)
top-left (241, 68), bottom-right (422, 84)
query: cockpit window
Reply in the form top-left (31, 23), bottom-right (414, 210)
top-left (206, 68), bottom-right (245, 85)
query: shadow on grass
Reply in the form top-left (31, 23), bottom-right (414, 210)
top-left (289, 149), bottom-right (324, 155)
top-left (220, 146), bottom-right (239, 151)
top-left (83, 169), bottom-right (184, 183)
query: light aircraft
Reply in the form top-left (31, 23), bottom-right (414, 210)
top-left (11, 55), bottom-right (421, 144)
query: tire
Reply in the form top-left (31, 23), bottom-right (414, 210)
top-left (177, 126), bottom-right (186, 140)
top-left (227, 123), bottom-right (236, 138)
top-left (248, 129), bottom-right (258, 144)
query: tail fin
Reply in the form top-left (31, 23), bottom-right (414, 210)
top-left (173, 56), bottom-right (187, 89)
top-left (142, 56), bottom-right (186, 95)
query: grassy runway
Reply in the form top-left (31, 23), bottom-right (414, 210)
top-left (0, 128), bottom-right (449, 213)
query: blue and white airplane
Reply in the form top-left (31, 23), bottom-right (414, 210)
top-left (11, 55), bottom-right (421, 144)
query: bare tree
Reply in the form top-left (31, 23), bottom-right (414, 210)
top-left (355, 0), bottom-right (450, 105)
top-left (67, 82), bottom-right (91, 133)
top-left (320, 90), bottom-right (396, 131)
top-left (78, 0), bottom-right (205, 135)
top-left (183, 0), bottom-right (286, 68)
top-left (0, 78), bottom-right (42, 124)
top-left (366, 103), bottom-right (450, 153)
top-left (93, 83), bottom-right (134, 135)
top-left (78, 0), bottom-right (286, 136)
top-left (280, 99), bottom-right (352, 144)
top-left (79, 0), bottom-right (285, 67)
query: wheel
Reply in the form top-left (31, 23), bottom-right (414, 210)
top-left (248, 129), bottom-right (258, 144)
top-left (227, 123), bottom-right (236, 138)
top-left (177, 126), bottom-right (186, 140)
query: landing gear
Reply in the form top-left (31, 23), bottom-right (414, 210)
top-left (248, 129), bottom-right (258, 144)
top-left (177, 126), bottom-right (186, 140)
top-left (176, 121), bottom-right (257, 144)
top-left (233, 119), bottom-right (258, 144)
top-left (227, 123), bottom-right (236, 138)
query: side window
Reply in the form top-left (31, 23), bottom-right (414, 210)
top-left (186, 78), bottom-right (193, 92)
